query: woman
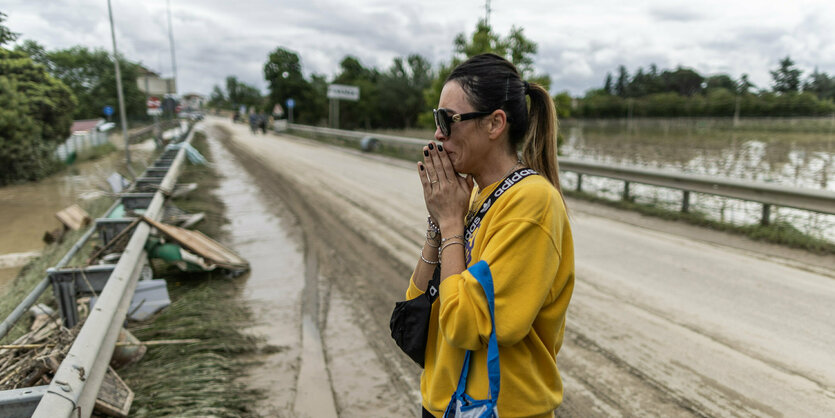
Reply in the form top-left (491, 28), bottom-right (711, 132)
top-left (405, 53), bottom-right (574, 417)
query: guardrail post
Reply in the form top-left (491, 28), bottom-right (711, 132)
top-left (50, 275), bottom-right (79, 329)
top-left (761, 204), bottom-right (771, 226)
top-left (623, 181), bottom-right (631, 201)
top-left (682, 191), bottom-right (690, 213)
top-left (576, 174), bottom-right (583, 192)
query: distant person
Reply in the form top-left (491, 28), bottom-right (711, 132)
top-left (398, 53), bottom-right (574, 417)
top-left (248, 111), bottom-right (258, 134)
top-left (232, 110), bottom-right (240, 123)
top-left (258, 112), bottom-right (268, 134)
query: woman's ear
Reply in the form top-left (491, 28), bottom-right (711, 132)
top-left (486, 110), bottom-right (508, 140)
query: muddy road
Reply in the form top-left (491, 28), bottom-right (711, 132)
top-left (202, 117), bottom-right (835, 417)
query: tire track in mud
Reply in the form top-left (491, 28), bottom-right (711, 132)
top-left (216, 129), bottom-right (422, 414)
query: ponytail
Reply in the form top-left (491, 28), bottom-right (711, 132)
top-left (522, 83), bottom-right (562, 194)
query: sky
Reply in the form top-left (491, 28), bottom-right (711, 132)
top-left (4, 0), bottom-right (835, 97)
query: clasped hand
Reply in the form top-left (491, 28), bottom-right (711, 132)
top-left (418, 143), bottom-right (473, 232)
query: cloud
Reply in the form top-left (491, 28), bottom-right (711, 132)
top-left (4, 0), bottom-right (835, 98)
top-left (648, 4), bottom-right (706, 22)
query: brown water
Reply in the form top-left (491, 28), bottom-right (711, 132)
top-left (0, 143), bottom-right (155, 292)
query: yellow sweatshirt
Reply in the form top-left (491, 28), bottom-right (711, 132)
top-left (407, 174), bottom-right (574, 417)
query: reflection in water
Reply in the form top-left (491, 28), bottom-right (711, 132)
top-left (0, 143), bottom-right (155, 293)
top-left (560, 120), bottom-right (835, 241)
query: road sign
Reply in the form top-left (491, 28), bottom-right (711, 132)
top-left (147, 97), bottom-right (162, 116)
top-left (286, 98), bottom-right (295, 109)
top-left (103, 106), bottom-right (114, 117)
top-left (327, 84), bottom-right (360, 101)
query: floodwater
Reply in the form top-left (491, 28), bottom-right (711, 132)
top-left (204, 126), bottom-right (339, 416)
top-left (559, 119), bottom-right (835, 240)
top-left (0, 143), bottom-right (155, 293)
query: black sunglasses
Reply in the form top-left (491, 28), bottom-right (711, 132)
top-left (433, 108), bottom-right (493, 137)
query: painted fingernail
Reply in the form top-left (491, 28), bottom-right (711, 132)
top-left (424, 150), bottom-right (429, 156)
top-left (419, 164), bottom-right (425, 171)
top-left (437, 144), bottom-right (444, 152)
top-left (428, 143), bottom-right (434, 150)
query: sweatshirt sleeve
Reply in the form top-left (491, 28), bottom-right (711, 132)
top-left (405, 274), bottom-right (425, 300)
top-left (438, 217), bottom-right (562, 350)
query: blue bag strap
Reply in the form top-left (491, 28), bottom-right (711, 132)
top-left (443, 260), bottom-right (500, 417)
top-left (469, 260), bottom-right (500, 403)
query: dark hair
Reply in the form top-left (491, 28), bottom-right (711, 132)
top-left (446, 53), bottom-right (562, 192)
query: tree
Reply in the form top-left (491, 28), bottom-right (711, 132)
top-left (737, 74), bottom-right (755, 95)
top-left (662, 67), bottom-right (704, 96)
top-left (1, 48), bottom-right (76, 184)
top-left (333, 56), bottom-right (380, 129)
top-left (17, 42), bottom-right (146, 120)
top-left (803, 68), bottom-right (835, 101)
top-left (264, 47), bottom-right (316, 121)
top-left (553, 91), bottom-right (572, 118)
top-left (615, 66), bottom-right (628, 97)
top-left (705, 74), bottom-right (736, 91)
top-left (0, 11), bottom-right (17, 46)
top-left (603, 73), bottom-right (613, 95)
top-left (770, 56), bottom-right (802, 94)
top-left (377, 54), bottom-right (433, 128)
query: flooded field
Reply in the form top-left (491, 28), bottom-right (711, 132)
top-left (0, 143), bottom-right (155, 292)
top-left (374, 118), bottom-right (835, 242)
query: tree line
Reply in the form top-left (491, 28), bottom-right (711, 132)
top-left (209, 18), bottom-right (549, 130)
top-left (1, 11), bottom-right (165, 184)
top-left (576, 57), bottom-right (835, 117)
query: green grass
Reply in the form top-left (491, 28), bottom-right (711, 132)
top-left (563, 189), bottom-right (835, 254)
top-left (119, 130), bottom-right (265, 417)
top-left (74, 142), bottom-right (118, 163)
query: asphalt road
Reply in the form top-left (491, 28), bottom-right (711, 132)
top-left (212, 117), bottom-right (835, 417)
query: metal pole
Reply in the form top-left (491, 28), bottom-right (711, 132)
top-left (166, 0), bottom-right (177, 95)
top-left (107, 0), bottom-right (134, 180)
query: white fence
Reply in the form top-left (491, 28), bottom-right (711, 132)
top-left (55, 128), bottom-right (110, 162)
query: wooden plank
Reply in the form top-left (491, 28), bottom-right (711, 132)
top-left (54, 204), bottom-right (90, 230)
top-left (142, 217), bottom-right (248, 270)
top-left (93, 366), bottom-right (133, 418)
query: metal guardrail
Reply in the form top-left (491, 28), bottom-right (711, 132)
top-left (0, 123), bottom-right (194, 417)
top-left (558, 157), bottom-right (835, 224)
top-left (286, 124), bottom-right (835, 225)
top-left (30, 126), bottom-right (194, 417)
top-left (289, 123), bottom-right (428, 146)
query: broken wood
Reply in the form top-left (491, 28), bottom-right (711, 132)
top-left (55, 204), bottom-right (91, 230)
top-left (94, 366), bottom-right (134, 418)
top-left (142, 216), bottom-right (249, 270)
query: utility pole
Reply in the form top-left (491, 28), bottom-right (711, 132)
top-left (485, 0), bottom-right (492, 24)
top-left (166, 0), bottom-right (177, 95)
top-left (107, 0), bottom-right (134, 179)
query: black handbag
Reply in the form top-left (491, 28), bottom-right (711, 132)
top-left (390, 266), bottom-right (440, 368)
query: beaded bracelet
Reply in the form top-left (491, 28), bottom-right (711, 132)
top-left (420, 251), bottom-right (440, 265)
top-left (427, 216), bottom-right (441, 234)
